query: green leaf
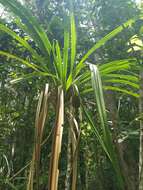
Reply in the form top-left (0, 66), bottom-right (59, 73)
top-left (75, 19), bottom-right (136, 76)
top-left (99, 59), bottom-right (135, 71)
top-left (104, 73), bottom-right (138, 82)
top-left (66, 73), bottom-right (73, 90)
top-left (10, 71), bottom-right (57, 84)
top-left (0, 24), bottom-right (42, 62)
top-left (73, 71), bottom-right (90, 86)
top-left (89, 64), bottom-right (124, 189)
top-left (0, 0), bottom-right (51, 56)
top-left (0, 51), bottom-right (40, 71)
top-left (81, 104), bottom-right (111, 160)
top-left (99, 60), bottom-right (136, 75)
top-left (104, 79), bottom-right (139, 89)
top-left (52, 42), bottom-right (60, 79)
top-left (63, 30), bottom-right (69, 85)
top-left (70, 13), bottom-right (76, 73)
top-left (90, 64), bottom-right (108, 139)
top-left (55, 41), bottom-right (63, 80)
top-left (0, 23), bottom-right (50, 71)
top-left (104, 86), bottom-right (139, 98)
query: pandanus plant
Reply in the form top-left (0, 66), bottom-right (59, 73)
top-left (0, 0), bottom-right (141, 189)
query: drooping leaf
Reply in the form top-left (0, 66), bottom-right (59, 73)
top-left (0, 23), bottom-right (43, 63)
top-left (89, 64), bottom-right (124, 189)
top-left (0, 0), bottom-right (51, 56)
top-left (0, 50), bottom-right (41, 71)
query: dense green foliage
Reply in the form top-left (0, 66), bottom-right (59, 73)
top-left (0, 0), bottom-right (143, 190)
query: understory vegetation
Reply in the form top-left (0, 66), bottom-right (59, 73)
top-left (1, 0), bottom-right (143, 190)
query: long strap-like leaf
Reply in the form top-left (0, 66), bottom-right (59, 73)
top-left (89, 64), bottom-right (124, 190)
top-left (0, 24), bottom-right (43, 62)
top-left (0, 50), bottom-right (41, 71)
top-left (75, 19), bottom-right (138, 77)
top-left (0, 0), bottom-right (51, 56)
top-left (70, 13), bottom-right (76, 73)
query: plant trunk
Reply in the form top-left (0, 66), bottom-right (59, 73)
top-left (139, 70), bottom-right (143, 190)
top-left (48, 87), bottom-right (64, 190)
